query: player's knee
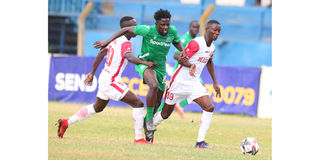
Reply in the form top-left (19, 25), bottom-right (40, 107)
top-left (148, 81), bottom-right (159, 91)
top-left (204, 104), bottom-right (214, 112)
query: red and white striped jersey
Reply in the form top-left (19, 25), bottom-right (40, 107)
top-left (171, 36), bottom-right (215, 85)
top-left (102, 35), bottom-right (132, 83)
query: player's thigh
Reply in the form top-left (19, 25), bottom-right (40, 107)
top-left (193, 95), bottom-right (214, 112)
top-left (143, 68), bottom-right (159, 89)
top-left (120, 90), bottom-right (144, 108)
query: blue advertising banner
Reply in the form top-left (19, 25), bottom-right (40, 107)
top-left (49, 56), bottom-right (261, 116)
top-left (184, 66), bottom-right (261, 116)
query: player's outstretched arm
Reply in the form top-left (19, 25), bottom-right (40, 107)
top-left (93, 26), bottom-right (135, 49)
top-left (206, 59), bottom-right (221, 97)
top-left (84, 48), bottom-right (107, 86)
top-left (124, 52), bottom-right (157, 70)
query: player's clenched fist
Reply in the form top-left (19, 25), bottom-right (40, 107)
top-left (189, 64), bottom-right (196, 77)
top-left (144, 61), bottom-right (157, 70)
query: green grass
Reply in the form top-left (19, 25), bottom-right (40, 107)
top-left (49, 101), bottom-right (272, 160)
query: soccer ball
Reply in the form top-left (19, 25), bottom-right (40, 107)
top-left (240, 137), bottom-right (259, 155)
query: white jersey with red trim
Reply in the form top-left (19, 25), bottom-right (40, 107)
top-left (172, 36), bottom-right (215, 85)
top-left (102, 35), bottom-right (132, 83)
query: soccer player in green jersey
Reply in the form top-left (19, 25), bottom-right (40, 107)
top-left (93, 9), bottom-right (186, 143)
top-left (157, 20), bottom-right (200, 119)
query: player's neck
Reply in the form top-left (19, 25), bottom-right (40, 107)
top-left (124, 34), bottom-right (132, 40)
top-left (204, 35), bottom-right (213, 47)
top-left (189, 32), bottom-right (196, 38)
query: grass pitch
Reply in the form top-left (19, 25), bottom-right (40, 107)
top-left (48, 101), bottom-right (271, 160)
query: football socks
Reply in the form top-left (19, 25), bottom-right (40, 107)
top-left (153, 111), bottom-right (164, 127)
top-left (132, 107), bottom-right (144, 140)
top-left (197, 110), bottom-right (213, 142)
top-left (145, 107), bottom-right (154, 121)
top-left (68, 104), bottom-right (96, 126)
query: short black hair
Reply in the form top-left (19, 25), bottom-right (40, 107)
top-left (154, 9), bottom-right (171, 21)
top-left (120, 16), bottom-right (134, 24)
top-left (189, 20), bottom-right (199, 27)
top-left (120, 16), bottom-right (134, 25)
top-left (206, 20), bottom-right (220, 27)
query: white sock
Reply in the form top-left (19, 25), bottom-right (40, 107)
top-left (197, 110), bottom-right (213, 142)
top-left (132, 107), bottom-right (144, 140)
top-left (68, 104), bottom-right (96, 126)
top-left (153, 111), bottom-right (164, 127)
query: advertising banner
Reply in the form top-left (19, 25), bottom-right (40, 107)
top-left (49, 56), bottom-right (261, 116)
top-left (187, 65), bottom-right (262, 116)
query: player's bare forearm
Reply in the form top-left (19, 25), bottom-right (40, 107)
top-left (206, 59), bottom-right (218, 84)
top-left (173, 42), bottom-right (184, 52)
top-left (207, 59), bottom-right (221, 97)
top-left (173, 42), bottom-right (188, 63)
top-left (178, 57), bottom-right (192, 68)
top-left (125, 52), bottom-right (157, 69)
top-left (93, 26), bottom-right (135, 49)
top-left (125, 52), bottom-right (144, 65)
top-left (173, 52), bottom-right (180, 61)
top-left (84, 48), bottom-right (107, 86)
top-left (90, 48), bottom-right (107, 74)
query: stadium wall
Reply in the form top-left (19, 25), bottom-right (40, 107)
top-left (48, 56), bottom-right (265, 117)
top-left (84, 32), bottom-right (271, 67)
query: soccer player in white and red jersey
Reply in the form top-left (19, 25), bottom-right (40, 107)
top-left (152, 20), bottom-right (222, 148)
top-left (56, 16), bottom-right (157, 144)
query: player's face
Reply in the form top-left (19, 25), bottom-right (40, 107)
top-left (127, 19), bottom-right (137, 37)
top-left (189, 22), bottom-right (200, 37)
top-left (206, 23), bottom-right (221, 41)
top-left (156, 18), bottom-right (170, 36)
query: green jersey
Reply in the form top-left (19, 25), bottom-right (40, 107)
top-left (133, 25), bottom-right (180, 74)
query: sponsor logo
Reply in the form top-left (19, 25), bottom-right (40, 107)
top-left (139, 53), bottom-right (149, 59)
top-left (150, 39), bottom-right (170, 47)
top-left (162, 75), bottom-right (166, 84)
top-left (55, 72), bottom-right (97, 92)
top-left (197, 57), bottom-right (209, 63)
top-left (166, 37), bottom-right (171, 42)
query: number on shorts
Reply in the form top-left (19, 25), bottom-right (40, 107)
top-left (166, 91), bottom-right (174, 100)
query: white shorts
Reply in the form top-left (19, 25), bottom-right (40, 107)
top-left (97, 72), bottom-right (129, 101)
top-left (165, 80), bottom-right (209, 105)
